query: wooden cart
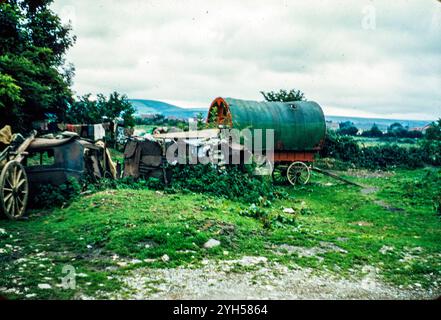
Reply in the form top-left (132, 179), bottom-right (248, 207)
top-left (0, 131), bottom-right (36, 219)
top-left (271, 151), bottom-right (315, 186)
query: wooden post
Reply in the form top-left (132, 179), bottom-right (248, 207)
top-left (311, 166), bottom-right (363, 187)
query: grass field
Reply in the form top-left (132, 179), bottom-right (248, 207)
top-left (353, 136), bottom-right (419, 148)
top-left (0, 167), bottom-right (440, 299)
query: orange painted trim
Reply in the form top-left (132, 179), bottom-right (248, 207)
top-left (273, 151), bottom-right (315, 163)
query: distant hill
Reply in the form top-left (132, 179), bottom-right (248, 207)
top-left (129, 99), bottom-right (207, 119)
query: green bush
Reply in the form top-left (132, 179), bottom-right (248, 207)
top-left (31, 177), bottom-right (82, 209)
top-left (436, 197), bottom-right (441, 218)
top-left (81, 163), bottom-right (284, 205)
top-left (420, 140), bottom-right (441, 166)
top-left (239, 200), bottom-right (297, 229)
top-left (321, 130), bottom-right (440, 169)
top-left (171, 164), bottom-right (281, 203)
top-left (320, 130), bottom-right (361, 162)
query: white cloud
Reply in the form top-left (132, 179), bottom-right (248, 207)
top-left (52, 0), bottom-right (441, 120)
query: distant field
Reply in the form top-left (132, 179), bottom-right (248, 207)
top-left (134, 125), bottom-right (156, 134)
top-left (354, 137), bottom-right (420, 148)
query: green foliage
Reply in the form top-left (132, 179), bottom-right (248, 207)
top-left (425, 119), bottom-right (441, 141)
top-left (66, 92), bottom-right (136, 127)
top-left (361, 124), bottom-right (383, 138)
top-left (400, 169), bottom-right (441, 201)
top-left (419, 139), bottom-right (441, 166)
top-left (171, 164), bottom-right (280, 203)
top-left (0, 73), bottom-right (23, 109)
top-left (206, 105), bottom-right (219, 128)
top-left (196, 112), bottom-right (205, 130)
top-left (387, 122), bottom-right (406, 137)
top-left (357, 145), bottom-right (422, 169)
top-left (385, 122), bottom-right (423, 139)
top-left (239, 197), bottom-right (297, 229)
top-left (261, 89), bottom-right (306, 102)
top-left (337, 121), bottom-right (359, 136)
top-left (320, 130), bottom-right (361, 162)
top-left (31, 177), bottom-right (81, 209)
top-left (135, 114), bottom-right (189, 131)
top-left (0, 0), bottom-right (76, 131)
top-left (436, 197), bottom-right (441, 218)
top-left (321, 129), bottom-right (441, 169)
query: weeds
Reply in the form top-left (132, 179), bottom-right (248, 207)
top-left (31, 177), bottom-right (82, 209)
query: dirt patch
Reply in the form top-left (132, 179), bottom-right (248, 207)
top-left (273, 242), bottom-right (348, 260)
top-left (105, 258), bottom-right (439, 300)
top-left (345, 169), bottom-right (394, 179)
top-left (361, 187), bottom-right (379, 195)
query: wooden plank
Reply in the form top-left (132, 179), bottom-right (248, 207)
top-left (15, 130), bottom-right (37, 162)
top-left (311, 166), bottom-right (363, 187)
top-left (274, 151), bottom-right (315, 162)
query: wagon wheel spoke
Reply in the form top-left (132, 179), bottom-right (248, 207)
top-left (297, 172), bottom-right (308, 184)
top-left (287, 161), bottom-right (311, 186)
top-left (4, 192), bottom-right (13, 203)
top-left (6, 176), bottom-right (14, 189)
top-left (16, 178), bottom-right (26, 189)
top-left (1, 161), bottom-right (29, 219)
top-left (6, 195), bottom-right (14, 213)
top-left (15, 168), bottom-right (23, 185)
top-left (13, 166), bottom-right (18, 183)
top-left (15, 198), bottom-right (21, 216)
top-left (16, 195), bottom-right (24, 206)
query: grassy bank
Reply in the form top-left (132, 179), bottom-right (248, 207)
top-left (0, 168), bottom-right (440, 299)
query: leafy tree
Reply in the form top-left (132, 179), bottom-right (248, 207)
top-left (65, 92), bottom-right (136, 127)
top-left (405, 130), bottom-right (423, 139)
top-left (261, 89), bottom-right (306, 102)
top-left (387, 122), bottom-right (408, 137)
top-left (65, 94), bottom-right (100, 124)
top-left (337, 121), bottom-right (358, 136)
top-left (100, 91), bottom-right (136, 127)
top-left (196, 112), bottom-right (205, 130)
top-left (425, 119), bottom-right (441, 141)
top-left (0, 0), bottom-right (75, 131)
top-left (361, 123), bottom-right (383, 138)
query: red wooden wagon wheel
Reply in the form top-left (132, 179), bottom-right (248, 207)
top-left (0, 161), bottom-right (29, 220)
top-left (287, 161), bottom-right (311, 186)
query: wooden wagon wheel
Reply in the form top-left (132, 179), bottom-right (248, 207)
top-left (0, 161), bottom-right (29, 220)
top-left (287, 161), bottom-right (311, 186)
top-left (272, 164), bottom-right (289, 185)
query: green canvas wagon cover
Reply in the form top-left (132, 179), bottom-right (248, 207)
top-left (207, 97), bottom-right (326, 152)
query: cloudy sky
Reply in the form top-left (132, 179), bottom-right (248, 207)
top-left (52, 0), bottom-right (441, 120)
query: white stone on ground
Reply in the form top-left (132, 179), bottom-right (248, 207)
top-left (203, 239), bottom-right (221, 249)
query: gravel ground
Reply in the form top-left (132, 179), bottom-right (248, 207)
top-left (107, 257), bottom-right (440, 300)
